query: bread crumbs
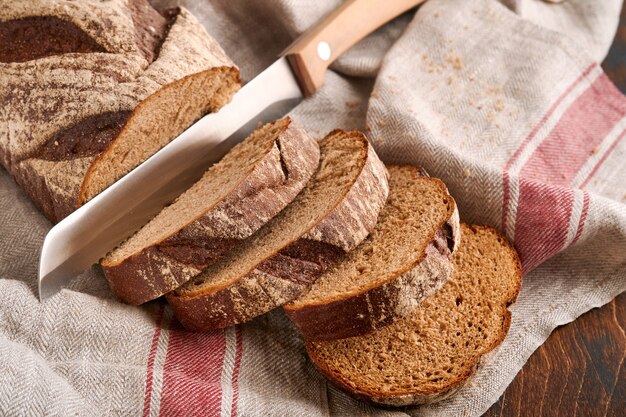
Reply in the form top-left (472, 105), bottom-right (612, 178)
top-left (592, 146), bottom-right (600, 154)
top-left (463, 169), bottom-right (472, 177)
top-left (447, 55), bottom-right (463, 70)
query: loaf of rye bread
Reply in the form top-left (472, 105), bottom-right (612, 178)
top-left (166, 130), bottom-right (389, 331)
top-left (284, 165), bottom-right (461, 341)
top-left (101, 118), bottom-right (319, 305)
top-left (0, 0), bottom-right (241, 222)
top-left (306, 224), bottom-right (522, 406)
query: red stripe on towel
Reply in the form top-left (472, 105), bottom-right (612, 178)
top-left (501, 64), bottom-right (596, 236)
top-left (142, 304), bottom-right (165, 417)
top-left (230, 327), bottom-right (243, 417)
top-left (159, 321), bottom-right (226, 417)
top-left (521, 74), bottom-right (626, 186)
top-left (511, 73), bottom-right (626, 272)
top-left (505, 63), bottom-right (597, 170)
top-left (514, 180), bottom-right (574, 274)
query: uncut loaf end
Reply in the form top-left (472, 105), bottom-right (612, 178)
top-left (0, 0), bottom-right (241, 222)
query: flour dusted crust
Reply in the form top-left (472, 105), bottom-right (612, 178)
top-left (101, 119), bottom-right (321, 305)
top-left (0, 0), bottom-right (240, 222)
top-left (301, 131), bottom-right (391, 252)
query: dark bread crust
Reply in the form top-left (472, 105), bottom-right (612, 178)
top-left (284, 169), bottom-right (461, 341)
top-left (102, 118), bottom-right (320, 305)
top-left (13, 110), bottom-right (133, 218)
top-left (0, 16), bottom-right (107, 63)
top-left (306, 224), bottom-right (522, 407)
top-left (0, 0), bottom-right (241, 223)
top-left (166, 131), bottom-right (390, 331)
top-left (167, 239), bottom-right (345, 330)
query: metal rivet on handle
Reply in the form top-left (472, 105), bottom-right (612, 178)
top-left (317, 41), bottom-right (331, 61)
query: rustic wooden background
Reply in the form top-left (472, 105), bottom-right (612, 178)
top-left (482, 6), bottom-right (626, 417)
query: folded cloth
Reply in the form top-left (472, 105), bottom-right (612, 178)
top-left (0, 0), bottom-right (624, 416)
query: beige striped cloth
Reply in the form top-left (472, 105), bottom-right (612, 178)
top-left (0, 0), bottom-right (624, 415)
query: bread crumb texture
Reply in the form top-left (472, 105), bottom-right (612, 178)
top-left (307, 224), bottom-right (521, 406)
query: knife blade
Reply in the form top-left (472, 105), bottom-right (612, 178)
top-left (38, 59), bottom-right (301, 301)
top-left (39, 0), bottom-right (427, 301)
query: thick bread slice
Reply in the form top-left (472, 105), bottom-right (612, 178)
top-left (284, 165), bottom-right (461, 341)
top-left (307, 224), bottom-right (521, 406)
top-left (166, 130), bottom-right (389, 331)
top-left (101, 118), bottom-right (319, 305)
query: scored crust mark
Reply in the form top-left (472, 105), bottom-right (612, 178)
top-left (306, 224), bottom-right (522, 407)
top-left (284, 165), bottom-right (461, 341)
top-left (0, 16), bottom-right (106, 63)
top-left (274, 137), bottom-right (290, 181)
top-left (127, 0), bottom-right (177, 63)
top-left (20, 111), bottom-right (132, 163)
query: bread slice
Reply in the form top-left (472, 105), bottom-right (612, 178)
top-left (101, 118), bottom-right (319, 305)
top-left (166, 130), bottom-right (389, 331)
top-left (1, 0), bottom-right (241, 222)
top-left (307, 224), bottom-right (521, 406)
top-left (284, 165), bottom-right (461, 341)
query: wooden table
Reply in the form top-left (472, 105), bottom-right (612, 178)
top-left (482, 7), bottom-right (626, 417)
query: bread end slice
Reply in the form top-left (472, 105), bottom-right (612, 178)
top-left (306, 223), bottom-right (521, 406)
top-left (79, 7), bottom-right (242, 205)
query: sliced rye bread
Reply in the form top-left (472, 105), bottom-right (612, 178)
top-left (101, 118), bottom-right (319, 305)
top-left (306, 224), bottom-right (522, 406)
top-left (166, 129), bottom-right (389, 331)
top-left (284, 165), bottom-right (461, 341)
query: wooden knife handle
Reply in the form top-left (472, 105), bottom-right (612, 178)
top-left (282, 0), bottom-right (427, 96)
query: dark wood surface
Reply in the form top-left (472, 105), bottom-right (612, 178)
top-left (483, 293), bottom-right (625, 417)
top-left (482, 6), bottom-right (626, 417)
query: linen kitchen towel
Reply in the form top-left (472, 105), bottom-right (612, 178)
top-left (0, 0), bottom-right (624, 416)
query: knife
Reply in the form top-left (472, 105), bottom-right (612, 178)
top-left (38, 0), bottom-right (426, 301)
